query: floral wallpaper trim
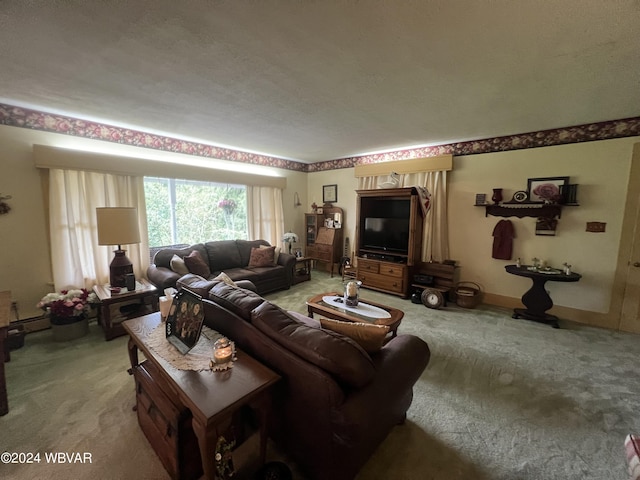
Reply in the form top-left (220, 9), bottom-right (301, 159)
top-left (0, 103), bottom-right (307, 172)
top-left (308, 117), bottom-right (640, 172)
top-left (1, 103), bottom-right (638, 173)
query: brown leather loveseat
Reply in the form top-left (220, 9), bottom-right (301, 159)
top-left (147, 239), bottom-right (296, 295)
top-left (201, 282), bottom-right (431, 480)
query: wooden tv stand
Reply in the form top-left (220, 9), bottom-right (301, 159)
top-left (355, 188), bottom-right (424, 298)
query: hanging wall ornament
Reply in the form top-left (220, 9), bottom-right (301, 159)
top-left (0, 194), bottom-right (12, 215)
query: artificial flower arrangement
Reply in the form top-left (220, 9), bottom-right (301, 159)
top-left (37, 288), bottom-right (98, 325)
top-left (282, 232), bottom-right (299, 254)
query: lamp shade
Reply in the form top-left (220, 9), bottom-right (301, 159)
top-left (96, 207), bottom-right (141, 246)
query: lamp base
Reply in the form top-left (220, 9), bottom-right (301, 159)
top-left (110, 249), bottom-right (133, 287)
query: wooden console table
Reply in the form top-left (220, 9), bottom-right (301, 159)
top-left (505, 265), bottom-right (582, 328)
top-left (123, 313), bottom-right (279, 479)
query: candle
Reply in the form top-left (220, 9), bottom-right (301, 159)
top-left (213, 337), bottom-right (233, 365)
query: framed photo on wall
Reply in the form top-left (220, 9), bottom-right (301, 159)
top-left (527, 177), bottom-right (569, 203)
top-left (323, 184), bottom-right (338, 203)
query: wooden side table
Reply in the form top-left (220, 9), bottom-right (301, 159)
top-left (293, 257), bottom-right (311, 284)
top-left (93, 279), bottom-right (159, 340)
top-left (123, 313), bottom-right (279, 479)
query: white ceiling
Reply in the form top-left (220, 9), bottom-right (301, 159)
top-left (1, 1), bottom-right (638, 163)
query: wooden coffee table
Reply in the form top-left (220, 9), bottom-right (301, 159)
top-left (306, 292), bottom-right (404, 337)
top-left (123, 313), bottom-right (279, 479)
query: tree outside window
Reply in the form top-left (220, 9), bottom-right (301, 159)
top-left (144, 177), bottom-right (247, 248)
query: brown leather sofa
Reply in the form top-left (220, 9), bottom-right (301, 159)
top-left (201, 282), bottom-right (431, 480)
top-left (147, 239), bottom-right (296, 295)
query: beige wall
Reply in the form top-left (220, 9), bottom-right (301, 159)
top-left (1, 122), bottom-right (638, 329)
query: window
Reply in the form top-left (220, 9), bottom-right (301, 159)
top-left (144, 177), bottom-right (247, 247)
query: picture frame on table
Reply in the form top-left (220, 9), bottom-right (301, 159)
top-left (323, 184), bottom-right (338, 204)
top-left (527, 177), bottom-right (569, 203)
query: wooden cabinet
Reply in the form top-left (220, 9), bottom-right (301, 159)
top-left (305, 206), bottom-right (343, 277)
top-left (355, 188), bottom-right (424, 298)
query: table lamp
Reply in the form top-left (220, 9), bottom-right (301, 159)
top-left (96, 207), bottom-right (141, 288)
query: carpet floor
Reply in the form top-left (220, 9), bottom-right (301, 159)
top-left (1, 271), bottom-right (639, 479)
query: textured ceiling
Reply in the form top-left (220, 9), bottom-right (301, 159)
top-left (0, 1), bottom-right (638, 163)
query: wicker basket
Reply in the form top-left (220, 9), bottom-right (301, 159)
top-left (454, 281), bottom-right (482, 309)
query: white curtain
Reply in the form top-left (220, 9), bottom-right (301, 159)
top-left (49, 169), bottom-right (149, 290)
top-left (357, 171), bottom-right (449, 262)
top-left (246, 185), bottom-right (285, 248)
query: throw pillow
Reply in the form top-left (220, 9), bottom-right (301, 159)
top-left (212, 271), bottom-right (237, 287)
top-left (320, 318), bottom-right (390, 353)
top-left (248, 246), bottom-right (275, 268)
top-left (170, 254), bottom-right (190, 275)
top-left (259, 244), bottom-right (281, 265)
top-left (183, 250), bottom-right (211, 278)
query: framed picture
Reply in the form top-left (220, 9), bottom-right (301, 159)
top-left (323, 184), bottom-right (338, 203)
top-left (527, 177), bottom-right (569, 203)
top-left (165, 288), bottom-right (205, 354)
top-left (475, 193), bottom-right (487, 205)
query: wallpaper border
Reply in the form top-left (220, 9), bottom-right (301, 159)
top-left (1, 103), bottom-right (638, 173)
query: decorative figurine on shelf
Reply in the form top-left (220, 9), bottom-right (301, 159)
top-left (530, 257), bottom-right (540, 271)
top-left (491, 188), bottom-right (503, 205)
top-left (563, 262), bottom-right (572, 275)
top-left (516, 257), bottom-right (521, 268)
top-left (311, 202), bottom-right (318, 213)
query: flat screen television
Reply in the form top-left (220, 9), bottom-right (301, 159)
top-left (362, 217), bottom-right (410, 255)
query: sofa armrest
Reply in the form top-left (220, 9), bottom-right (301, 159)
top-left (277, 252), bottom-right (297, 285)
top-left (147, 265), bottom-right (181, 290)
top-left (341, 334), bottom-right (430, 422)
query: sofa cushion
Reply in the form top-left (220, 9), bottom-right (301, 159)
top-left (208, 282), bottom-right (265, 321)
top-left (251, 302), bottom-right (375, 388)
top-left (212, 271), bottom-right (237, 287)
top-left (236, 239), bottom-right (270, 266)
top-left (248, 246), bottom-right (276, 267)
top-left (153, 244), bottom-right (207, 269)
top-left (184, 250), bottom-right (211, 278)
top-left (170, 254), bottom-right (190, 275)
top-left (320, 318), bottom-right (390, 354)
top-left (176, 273), bottom-right (217, 297)
top-left (205, 240), bottom-right (242, 271)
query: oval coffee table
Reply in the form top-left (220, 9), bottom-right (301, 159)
top-left (306, 292), bottom-right (404, 337)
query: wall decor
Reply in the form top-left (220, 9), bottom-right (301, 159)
top-left (535, 217), bottom-right (558, 236)
top-left (475, 193), bottom-right (487, 205)
top-left (527, 177), bottom-right (569, 203)
top-left (0, 194), bottom-right (12, 215)
top-left (323, 184), bottom-right (338, 204)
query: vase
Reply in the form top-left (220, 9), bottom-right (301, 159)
top-left (50, 315), bottom-right (89, 342)
top-left (492, 188), bottom-right (503, 205)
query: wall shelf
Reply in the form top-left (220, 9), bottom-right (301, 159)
top-left (475, 203), bottom-right (579, 219)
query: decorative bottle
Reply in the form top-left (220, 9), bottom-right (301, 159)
top-left (492, 188), bottom-right (503, 205)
